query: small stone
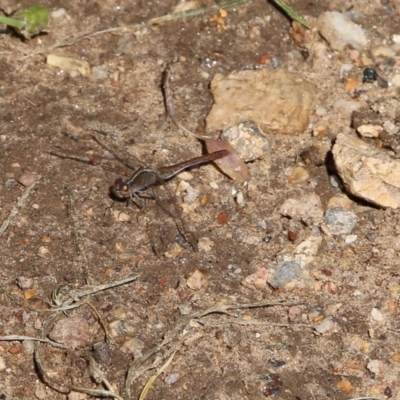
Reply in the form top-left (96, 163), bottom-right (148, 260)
top-left (23, 289), bottom-right (38, 300)
top-left (220, 120), bottom-right (270, 161)
top-left (47, 54), bottom-right (91, 77)
top-left (280, 193), bottom-right (324, 227)
top-left (314, 317), bottom-right (335, 334)
top-left (37, 246), bottom-right (50, 257)
top-left (186, 270), bottom-right (208, 290)
top-left (164, 242), bottom-right (183, 258)
top-left (121, 338), bottom-right (145, 357)
top-left (327, 194), bottom-right (353, 210)
top-left (92, 342), bottom-right (111, 365)
top-left (288, 166), bottom-right (309, 184)
top-left (178, 304), bottom-right (192, 316)
top-left (366, 359), bottom-right (383, 376)
top-left (336, 378), bottom-right (353, 393)
top-left (16, 276), bottom-right (33, 290)
top-left (49, 316), bottom-right (91, 349)
top-left (317, 11), bottom-right (368, 52)
top-left (267, 261), bottom-right (302, 289)
top-left (165, 372), bottom-right (180, 385)
top-left (370, 307), bottom-right (384, 322)
top-left (242, 268), bottom-right (268, 290)
top-left (294, 235), bottom-right (322, 268)
top-left (357, 124), bottom-right (383, 138)
top-left (113, 210), bottom-right (131, 222)
top-left (323, 207), bottom-right (358, 235)
top-left (9, 343), bottom-right (24, 355)
top-left (345, 234), bottom-right (357, 244)
top-left (197, 237), bottom-right (214, 252)
top-left (17, 171), bottom-right (36, 187)
top-left (22, 340), bottom-right (35, 354)
top-left (51, 8), bottom-right (66, 18)
top-left (371, 45), bottom-right (396, 58)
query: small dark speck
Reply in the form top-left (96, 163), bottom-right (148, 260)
top-left (363, 68), bottom-right (377, 83)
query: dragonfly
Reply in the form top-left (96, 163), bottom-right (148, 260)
top-left (52, 132), bottom-right (229, 253)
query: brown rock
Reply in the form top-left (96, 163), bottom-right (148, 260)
top-left (206, 68), bottom-right (315, 135)
top-left (333, 133), bottom-right (400, 208)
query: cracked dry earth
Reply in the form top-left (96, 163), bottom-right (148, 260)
top-left (1, 0), bottom-right (400, 399)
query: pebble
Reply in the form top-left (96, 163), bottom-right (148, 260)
top-left (323, 207), bottom-right (358, 235)
top-left (51, 8), bottom-right (66, 18)
top-left (267, 261), bottom-right (302, 289)
top-left (294, 235), bottom-right (322, 268)
top-left (16, 276), bottom-right (33, 290)
top-left (17, 171), bottom-right (36, 187)
top-left (186, 270), bottom-right (208, 290)
top-left (197, 237), bottom-right (214, 252)
top-left (357, 124), bottom-right (383, 138)
top-left (371, 45), bottom-right (396, 58)
top-left (37, 246), bottom-right (50, 257)
top-left (165, 372), bottom-right (180, 385)
top-left (333, 132), bottom-right (400, 208)
top-left (120, 338), bottom-right (145, 357)
top-left (113, 210), bottom-right (131, 222)
top-left (92, 342), bottom-right (111, 365)
top-left (280, 193), bottom-right (324, 227)
top-left (370, 307), bottom-right (384, 322)
top-left (366, 359), bottom-right (383, 376)
top-left (206, 68), bottom-right (315, 135)
top-left (178, 304), bottom-right (192, 316)
top-left (326, 194), bottom-right (353, 210)
top-left (287, 166), bottom-right (309, 184)
top-left (242, 267), bottom-right (268, 290)
top-left (344, 234), bottom-right (357, 244)
top-left (314, 317), bottom-right (335, 334)
top-left (47, 54), bottom-right (91, 77)
top-left (22, 340), bottom-right (35, 355)
top-left (49, 316), bottom-right (91, 349)
top-left (220, 120), bottom-right (270, 161)
top-left (317, 11), bottom-right (368, 52)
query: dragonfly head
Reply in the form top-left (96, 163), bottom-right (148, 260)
top-left (110, 178), bottom-right (132, 200)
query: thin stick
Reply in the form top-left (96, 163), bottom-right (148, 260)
top-left (0, 181), bottom-right (37, 237)
top-left (0, 335), bottom-right (69, 349)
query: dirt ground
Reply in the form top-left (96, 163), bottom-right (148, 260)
top-left (1, 0), bottom-right (400, 399)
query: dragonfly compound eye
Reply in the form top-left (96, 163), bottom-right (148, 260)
top-left (110, 178), bottom-right (132, 199)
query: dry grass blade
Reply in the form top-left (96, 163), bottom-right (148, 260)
top-left (139, 352), bottom-right (177, 400)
